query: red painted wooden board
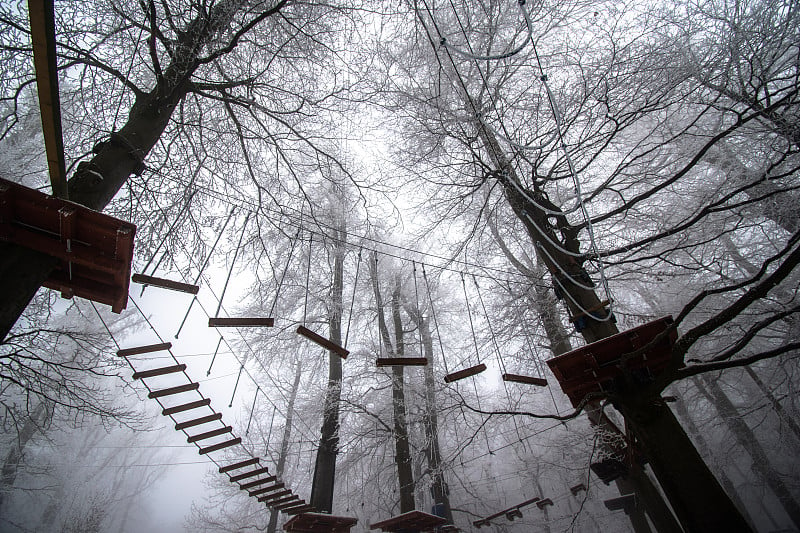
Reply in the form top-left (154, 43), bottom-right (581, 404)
top-left (284, 512), bottom-right (357, 532)
top-left (546, 317), bottom-right (678, 407)
top-left (370, 510), bottom-right (447, 532)
top-left (0, 177), bottom-right (135, 312)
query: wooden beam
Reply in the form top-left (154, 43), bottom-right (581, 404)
top-left (162, 398), bottom-right (210, 416)
top-left (257, 489), bottom-right (292, 502)
top-left (229, 466), bottom-right (271, 483)
top-left (296, 325), bottom-right (349, 359)
top-left (248, 483), bottom-right (285, 497)
top-left (175, 413), bottom-right (222, 431)
top-left (209, 317), bottom-right (274, 327)
top-left (132, 364), bottom-right (186, 380)
top-left (502, 373), bottom-right (547, 387)
top-left (148, 382), bottom-right (199, 399)
top-left (444, 363), bottom-right (486, 383)
top-left (218, 457), bottom-right (259, 473)
top-left (116, 342), bottom-right (172, 357)
top-left (28, 0), bottom-right (67, 199)
top-left (198, 437), bottom-right (242, 455)
top-left (132, 273), bottom-right (200, 294)
top-left (186, 426), bottom-right (232, 443)
top-left (376, 357), bottom-right (428, 367)
top-left (240, 476), bottom-right (279, 490)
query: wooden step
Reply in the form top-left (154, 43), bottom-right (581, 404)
top-left (376, 357), bottom-right (428, 367)
top-left (133, 364), bottom-right (186, 380)
top-left (249, 483), bottom-right (285, 497)
top-left (240, 476), bottom-right (279, 490)
top-left (444, 363), bottom-right (486, 383)
top-left (175, 413), bottom-right (222, 431)
top-left (148, 382), bottom-right (200, 399)
top-left (218, 457), bottom-right (259, 473)
top-left (229, 466), bottom-right (271, 482)
top-left (257, 489), bottom-right (292, 502)
top-left (117, 342), bottom-right (172, 357)
top-left (162, 398), bottom-right (210, 416)
top-left (296, 325), bottom-right (349, 359)
top-left (502, 373), bottom-right (547, 386)
top-left (285, 505), bottom-right (315, 515)
top-left (271, 495), bottom-right (300, 507)
top-left (187, 426), bottom-right (232, 443)
top-left (209, 317), bottom-right (274, 327)
top-left (198, 437), bottom-right (241, 455)
top-left (274, 498), bottom-right (303, 510)
top-left (132, 273), bottom-right (200, 294)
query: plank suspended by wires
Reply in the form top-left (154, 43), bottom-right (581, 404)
top-left (131, 273), bottom-right (199, 294)
top-left (294, 232), bottom-right (351, 358)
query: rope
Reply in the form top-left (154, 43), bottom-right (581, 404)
top-left (422, 264), bottom-right (450, 374)
top-left (245, 387), bottom-right (260, 436)
top-left (412, 261), bottom-right (425, 358)
top-left (344, 247), bottom-right (363, 347)
top-left (206, 337), bottom-right (224, 376)
top-left (229, 364), bottom-right (245, 408)
top-left (302, 233), bottom-right (313, 326)
top-left (214, 211), bottom-right (251, 318)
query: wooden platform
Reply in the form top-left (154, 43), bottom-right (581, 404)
top-left (370, 510), bottom-right (447, 532)
top-left (0, 177), bottom-right (136, 312)
top-left (283, 512), bottom-right (357, 532)
top-left (546, 316), bottom-right (678, 407)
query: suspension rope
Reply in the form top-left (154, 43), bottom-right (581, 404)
top-left (245, 387), bottom-right (261, 436)
top-left (412, 261), bottom-right (425, 358)
top-left (302, 233), bottom-right (313, 326)
top-left (215, 212), bottom-right (252, 318)
top-left (269, 227), bottom-right (302, 317)
top-left (344, 247), bottom-right (363, 347)
top-left (422, 264), bottom-right (450, 374)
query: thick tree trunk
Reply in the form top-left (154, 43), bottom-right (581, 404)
top-left (694, 377), bottom-right (800, 529)
top-left (0, 402), bottom-right (50, 515)
top-left (390, 279), bottom-right (415, 513)
top-left (267, 363), bottom-right (302, 533)
top-left (418, 316), bottom-right (453, 522)
top-left (478, 126), bottom-right (748, 531)
top-left (0, 0), bottom-right (259, 341)
top-left (309, 235), bottom-right (346, 513)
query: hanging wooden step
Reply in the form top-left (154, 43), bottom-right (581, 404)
top-left (132, 364), bottom-right (186, 380)
top-left (605, 494), bottom-right (637, 512)
top-left (229, 466), bottom-right (271, 483)
top-left (272, 495), bottom-right (300, 507)
top-left (502, 373), bottom-right (547, 387)
top-left (198, 437), bottom-right (241, 455)
top-left (444, 363), bottom-right (486, 383)
top-left (506, 508), bottom-right (523, 520)
top-left (258, 489), bottom-right (292, 502)
top-left (240, 476), bottom-right (279, 491)
top-left (209, 317), bottom-right (274, 327)
top-left (284, 513), bottom-right (357, 531)
top-left (570, 483), bottom-right (586, 495)
top-left (536, 498), bottom-right (553, 509)
top-left (280, 501), bottom-right (309, 512)
top-left (187, 426), bottom-right (233, 443)
top-left (376, 357), bottom-right (428, 367)
top-left (175, 413), bottom-right (222, 431)
top-left (132, 273), bottom-right (200, 294)
top-left (296, 326), bottom-right (349, 359)
top-left (162, 398), bottom-right (211, 416)
top-left (116, 342), bottom-right (172, 357)
top-left (219, 457), bottom-right (260, 473)
top-left (284, 505), bottom-right (315, 516)
top-left (148, 382), bottom-right (199, 399)
top-left (249, 483), bottom-right (285, 497)
top-left (0, 177), bottom-right (136, 313)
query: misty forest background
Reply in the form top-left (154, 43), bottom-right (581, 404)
top-left (0, 0), bottom-right (799, 531)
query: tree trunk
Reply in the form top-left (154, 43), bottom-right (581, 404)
top-left (267, 362), bottom-right (302, 533)
top-left (309, 233), bottom-right (346, 513)
top-left (418, 316), bottom-right (453, 522)
top-left (0, 402), bottom-right (50, 515)
top-left (694, 377), bottom-right (800, 529)
top-left (478, 125), bottom-right (749, 531)
top-left (0, 0), bottom-right (267, 341)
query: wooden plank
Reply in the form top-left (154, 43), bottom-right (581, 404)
top-left (274, 498), bottom-right (303, 510)
top-left (229, 466), bottom-right (271, 483)
top-left (209, 317), bottom-right (274, 327)
top-left (444, 363), bottom-right (486, 383)
top-left (296, 325), bottom-right (349, 359)
top-left (198, 437), bottom-right (242, 455)
top-left (376, 357), bottom-right (428, 367)
top-left (162, 398), bottom-right (210, 416)
top-left (284, 505), bottom-right (315, 515)
top-left (132, 273), bottom-right (200, 294)
top-left (148, 382), bottom-right (199, 399)
top-left (257, 489), bottom-right (292, 502)
top-left (502, 373), bottom-right (548, 387)
top-left (133, 364), bottom-right (186, 380)
top-left (240, 476), bottom-right (279, 490)
top-left (28, 0), bottom-right (67, 198)
top-left (271, 495), bottom-right (300, 507)
top-left (116, 342), bottom-right (172, 357)
top-left (248, 483), bottom-right (285, 497)
top-left (175, 413), bottom-right (222, 431)
top-left (187, 426), bottom-right (232, 443)
top-left (218, 457), bottom-right (259, 473)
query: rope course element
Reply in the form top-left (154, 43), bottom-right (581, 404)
top-left (91, 299), bottom-right (313, 516)
top-left (295, 232), bottom-right (351, 358)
